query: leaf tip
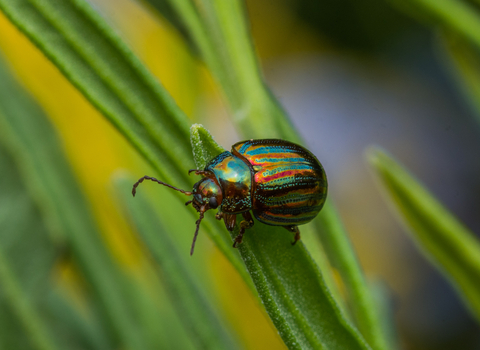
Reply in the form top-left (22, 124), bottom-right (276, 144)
top-left (189, 124), bottom-right (225, 169)
top-left (364, 145), bottom-right (397, 174)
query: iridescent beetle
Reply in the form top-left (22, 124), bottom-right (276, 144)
top-left (132, 139), bottom-right (327, 255)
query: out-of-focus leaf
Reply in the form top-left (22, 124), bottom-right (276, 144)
top-left (43, 290), bottom-right (113, 350)
top-left (190, 125), bottom-right (370, 350)
top-left (140, 0), bottom-right (193, 47)
top-left (367, 147), bottom-right (480, 323)
top-left (0, 147), bottom-right (58, 350)
top-left (0, 0), bottom-right (191, 187)
top-left (0, 117), bottom-right (109, 350)
top-left (315, 202), bottom-right (392, 350)
top-left (116, 175), bottom-right (240, 350)
top-left (146, 0), bottom-right (296, 139)
top-left (0, 0), bottom-right (246, 285)
top-left (441, 32), bottom-right (480, 124)
top-left (369, 281), bottom-right (399, 350)
top-left (388, 0), bottom-right (480, 51)
top-left (0, 54), bottom-right (157, 349)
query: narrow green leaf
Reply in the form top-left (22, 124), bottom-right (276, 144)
top-left (367, 147), bottom-right (480, 323)
top-left (440, 32), bottom-right (480, 124)
top-left (190, 125), bottom-right (369, 350)
top-left (369, 282), bottom-right (399, 350)
top-left (0, 146), bottom-right (58, 350)
top-left (0, 0), bottom-right (246, 283)
top-left (315, 202), bottom-right (392, 350)
top-left (0, 0), bottom-right (191, 188)
top-left (148, 0), bottom-right (297, 138)
top-left (388, 0), bottom-right (480, 52)
top-left (116, 175), bottom-right (240, 350)
top-left (0, 54), bottom-right (150, 349)
top-left (204, 0), bottom-right (295, 138)
top-left (190, 123), bottom-right (226, 169)
top-left (43, 291), bottom-right (114, 350)
top-left (0, 249), bottom-right (57, 350)
top-left (0, 56), bottom-right (113, 350)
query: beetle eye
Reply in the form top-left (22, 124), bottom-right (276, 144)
top-left (208, 197), bottom-right (218, 209)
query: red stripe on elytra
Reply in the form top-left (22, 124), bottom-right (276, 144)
top-left (257, 169), bottom-right (304, 183)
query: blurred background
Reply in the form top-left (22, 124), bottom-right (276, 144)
top-left (0, 0), bottom-right (479, 349)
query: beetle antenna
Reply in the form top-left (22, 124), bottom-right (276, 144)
top-left (190, 207), bottom-right (205, 256)
top-left (185, 200), bottom-right (193, 206)
top-left (132, 176), bottom-right (193, 197)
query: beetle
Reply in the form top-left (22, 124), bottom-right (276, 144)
top-left (132, 139), bottom-right (327, 255)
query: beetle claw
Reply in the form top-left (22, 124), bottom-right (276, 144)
top-left (291, 227), bottom-right (301, 246)
top-left (233, 236), bottom-right (242, 248)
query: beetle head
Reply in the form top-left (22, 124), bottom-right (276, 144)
top-left (191, 177), bottom-right (223, 212)
top-left (132, 173), bottom-right (223, 256)
top-left (181, 176), bottom-right (223, 255)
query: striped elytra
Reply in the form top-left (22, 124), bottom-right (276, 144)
top-left (232, 139), bottom-right (327, 227)
top-left (132, 139), bottom-right (327, 255)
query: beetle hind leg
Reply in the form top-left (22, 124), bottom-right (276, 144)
top-left (233, 212), bottom-right (254, 248)
top-left (285, 225), bottom-right (301, 245)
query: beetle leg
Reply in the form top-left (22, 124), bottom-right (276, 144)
top-left (215, 210), bottom-right (224, 220)
top-left (223, 213), bottom-right (237, 231)
top-left (233, 212), bottom-right (254, 248)
top-left (284, 225), bottom-right (301, 245)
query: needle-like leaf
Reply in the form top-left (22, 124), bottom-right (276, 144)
top-left (368, 147), bottom-right (480, 324)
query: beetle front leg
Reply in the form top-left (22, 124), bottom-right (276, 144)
top-left (285, 225), bottom-right (301, 245)
top-left (223, 213), bottom-right (237, 232)
top-left (233, 212), bottom-right (254, 248)
top-left (215, 210), bottom-right (224, 221)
